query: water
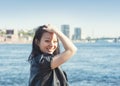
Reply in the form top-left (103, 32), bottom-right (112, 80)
top-left (0, 43), bottom-right (120, 86)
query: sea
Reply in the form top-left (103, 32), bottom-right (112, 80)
top-left (0, 42), bottom-right (120, 86)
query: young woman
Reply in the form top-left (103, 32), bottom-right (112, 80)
top-left (28, 24), bottom-right (77, 86)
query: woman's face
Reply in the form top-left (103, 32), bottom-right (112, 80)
top-left (38, 32), bottom-right (58, 54)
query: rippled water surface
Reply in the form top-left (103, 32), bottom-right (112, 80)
top-left (0, 43), bottom-right (120, 86)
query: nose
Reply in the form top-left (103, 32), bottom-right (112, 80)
top-left (49, 42), bottom-right (54, 47)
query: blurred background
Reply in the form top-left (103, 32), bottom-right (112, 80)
top-left (0, 0), bottom-right (120, 86)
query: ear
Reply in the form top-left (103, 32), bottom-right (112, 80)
top-left (35, 39), bottom-right (39, 46)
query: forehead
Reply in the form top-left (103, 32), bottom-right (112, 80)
top-left (42, 32), bottom-right (57, 39)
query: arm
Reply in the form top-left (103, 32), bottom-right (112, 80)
top-left (44, 24), bottom-right (77, 69)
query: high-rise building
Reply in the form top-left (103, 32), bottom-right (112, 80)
top-left (61, 24), bottom-right (70, 38)
top-left (72, 27), bottom-right (81, 40)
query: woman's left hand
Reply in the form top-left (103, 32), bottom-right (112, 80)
top-left (43, 24), bottom-right (57, 32)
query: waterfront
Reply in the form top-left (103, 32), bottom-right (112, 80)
top-left (0, 43), bottom-right (120, 86)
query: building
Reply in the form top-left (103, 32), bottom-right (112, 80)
top-left (72, 27), bottom-right (81, 40)
top-left (6, 29), bottom-right (19, 42)
top-left (61, 24), bottom-right (70, 38)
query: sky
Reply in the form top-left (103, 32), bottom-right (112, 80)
top-left (0, 0), bottom-right (120, 38)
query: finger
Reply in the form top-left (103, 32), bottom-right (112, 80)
top-left (48, 24), bottom-right (50, 26)
top-left (43, 27), bottom-right (47, 30)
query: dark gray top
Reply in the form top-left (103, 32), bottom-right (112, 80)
top-left (29, 53), bottom-right (69, 86)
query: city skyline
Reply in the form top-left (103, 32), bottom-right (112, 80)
top-left (0, 0), bottom-right (120, 38)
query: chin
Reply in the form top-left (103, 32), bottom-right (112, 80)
top-left (47, 52), bottom-right (53, 54)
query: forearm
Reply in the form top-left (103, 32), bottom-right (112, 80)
top-left (53, 29), bottom-right (77, 54)
top-left (51, 29), bottom-right (77, 69)
top-left (44, 24), bottom-right (77, 69)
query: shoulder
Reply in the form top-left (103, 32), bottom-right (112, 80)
top-left (39, 54), bottom-right (53, 63)
top-left (33, 53), bottom-right (53, 64)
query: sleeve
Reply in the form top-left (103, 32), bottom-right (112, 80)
top-left (38, 54), bottom-right (53, 71)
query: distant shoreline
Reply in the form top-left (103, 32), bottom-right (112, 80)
top-left (0, 41), bottom-right (32, 44)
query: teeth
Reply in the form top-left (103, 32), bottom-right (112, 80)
top-left (47, 47), bottom-right (55, 52)
top-left (48, 50), bottom-right (53, 51)
top-left (47, 49), bottom-right (53, 51)
top-left (48, 48), bottom-right (53, 50)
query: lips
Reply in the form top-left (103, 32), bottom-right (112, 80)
top-left (48, 49), bottom-right (54, 52)
top-left (47, 48), bottom-right (54, 52)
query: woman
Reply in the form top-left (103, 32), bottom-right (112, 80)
top-left (28, 24), bottom-right (77, 86)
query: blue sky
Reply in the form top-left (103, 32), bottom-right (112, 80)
top-left (0, 0), bottom-right (120, 38)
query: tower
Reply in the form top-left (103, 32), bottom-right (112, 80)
top-left (61, 24), bottom-right (70, 38)
top-left (72, 27), bottom-right (81, 40)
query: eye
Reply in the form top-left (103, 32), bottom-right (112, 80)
top-left (53, 41), bottom-right (58, 43)
top-left (45, 40), bottom-right (50, 42)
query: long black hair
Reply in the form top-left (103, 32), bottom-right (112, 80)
top-left (28, 25), bottom-right (60, 61)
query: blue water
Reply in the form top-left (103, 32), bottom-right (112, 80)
top-left (0, 43), bottom-right (120, 86)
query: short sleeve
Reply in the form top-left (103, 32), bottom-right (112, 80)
top-left (38, 54), bottom-right (53, 71)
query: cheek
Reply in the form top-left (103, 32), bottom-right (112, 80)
top-left (54, 43), bottom-right (58, 48)
top-left (40, 41), bottom-right (47, 47)
top-left (39, 41), bottom-right (46, 49)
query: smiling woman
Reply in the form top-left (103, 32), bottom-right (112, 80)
top-left (28, 24), bottom-right (77, 86)
top-left (38, 32), bottom-right (58, 54)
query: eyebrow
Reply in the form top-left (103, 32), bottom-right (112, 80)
top-left (44, 37), bottom-right (58, 41)
top-left (44, 36), bottom-right (51, 39)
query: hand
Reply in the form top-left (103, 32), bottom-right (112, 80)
top-left (43, 24), bottom-right (56, 32)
